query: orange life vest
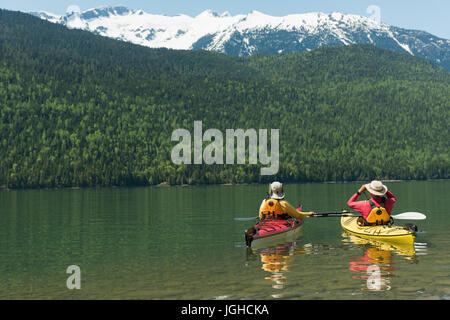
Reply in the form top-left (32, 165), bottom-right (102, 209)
top-left (366, 198), bottom-right (391, 225)
top-left (260, 198), bottom-right (289, 220)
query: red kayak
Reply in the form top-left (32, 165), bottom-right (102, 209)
top-left (245, 218), bottom-right (304, 248)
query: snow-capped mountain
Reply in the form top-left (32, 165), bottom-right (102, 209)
top-left (31, 6), bottom-right (450, 70)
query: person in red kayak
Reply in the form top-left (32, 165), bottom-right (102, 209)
top-left (259, 182), bottom-right (315, 220)
top-left (347, 180), bottom-right (397, 226)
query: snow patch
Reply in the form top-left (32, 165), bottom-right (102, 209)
top-left (388, 30), bottom-right (414, 55)
top-left (30, 5), bottom-right (446, 62)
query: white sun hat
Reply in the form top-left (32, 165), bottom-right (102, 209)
top-left (365, 180), bottom-right (388, 197)
top-left (270, 181), bottom-right (285, 200)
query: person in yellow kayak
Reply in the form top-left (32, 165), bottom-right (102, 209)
top-left (347, 180), bottom-right (397, 226)
top-left (259, 182), bottom-right (315, 220)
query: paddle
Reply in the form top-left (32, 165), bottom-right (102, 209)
top-left (312, 212), bottom-right (355, 218)
top-left (235, 211), bottom-right (426, 221)
top-left (234, 211), bottom-right (352, 221)
top-left (392, 212), bottom-right (426, 220)
top-left (234, 216), bottom-right (258, 221)
top-left (234, 203), bottom-right (427, 221)
top-left (312, 211), bottom-right (427, 220)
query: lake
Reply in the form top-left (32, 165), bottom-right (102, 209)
top-left (0, 180), bottom-right (448, 299)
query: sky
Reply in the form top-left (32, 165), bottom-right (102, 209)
top-left (1, 0), bottom-right (449, 39)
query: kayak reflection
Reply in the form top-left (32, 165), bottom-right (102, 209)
top-left (246, 241), bottom-right (311, 293)
top-left (342, 232), bottom-right (419, 291)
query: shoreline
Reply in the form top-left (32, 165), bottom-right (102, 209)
top-left (1, 178), bottom-right (449, 191)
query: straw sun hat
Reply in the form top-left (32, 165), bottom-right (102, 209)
top-left (270, 181), bottom-right (285, 200)
top-left (365, 180), bottom-right (388, 196)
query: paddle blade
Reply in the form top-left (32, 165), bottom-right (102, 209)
top-left (234, 216), bottom-right (258, 221)
top-left (392, 212), bottom-right (426, 220)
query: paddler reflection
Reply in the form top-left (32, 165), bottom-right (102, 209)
top-left (344, 233), bottom-right (417, 291)
top-left (349, 246), bottom-right (394, 291)
top-left (247, 241), bottom-right (311, 293)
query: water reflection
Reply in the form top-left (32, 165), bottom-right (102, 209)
top-left (348, 246), bottom-right (395, 291)
top-left (342, 232), bottom-right (427, 291)
top-left (246, 242), bottom-right (311, 293)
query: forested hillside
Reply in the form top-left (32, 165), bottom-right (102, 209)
top-left (0, 10), bottom-right (449, 188)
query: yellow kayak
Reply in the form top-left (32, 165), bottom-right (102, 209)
top-left (340, 216), bottom-right (416, 245)
top-left (342, 232), bottom-right (416, 257)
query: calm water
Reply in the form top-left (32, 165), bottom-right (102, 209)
top-left (0, 181), bottom-right (448, 300)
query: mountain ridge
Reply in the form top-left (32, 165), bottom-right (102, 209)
top-left (29, 5), bottom-right (450, 70)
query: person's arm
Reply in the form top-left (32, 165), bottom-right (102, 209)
top-left (347, 185), bottom-right (367, 214)
top-left (384, 190), bottom-right (396, 213)
top-left (385, 190), bottom-right (396, 203)
top-left (280, 200), bottom-right (314, 220)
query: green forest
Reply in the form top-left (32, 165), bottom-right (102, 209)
top-left (0, 9), bottom-right (449, 188)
